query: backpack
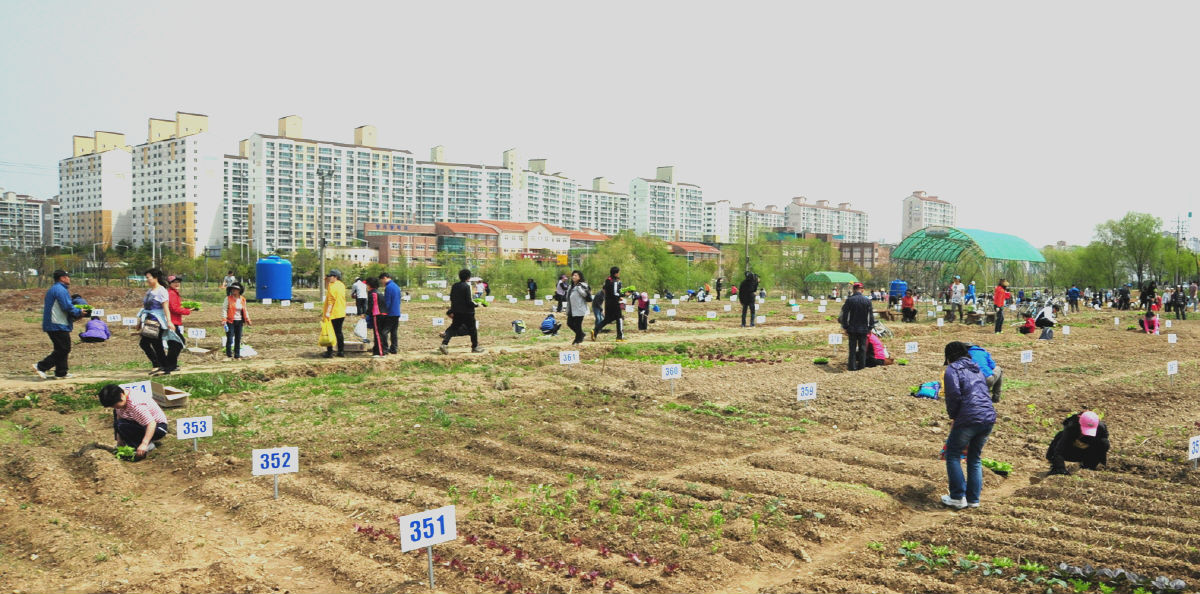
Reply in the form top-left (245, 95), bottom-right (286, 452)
top-left (512, 320), bottom-right (526, 334)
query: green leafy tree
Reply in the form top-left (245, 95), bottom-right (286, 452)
top-left (1096, 212), bottom-right (1162, 287)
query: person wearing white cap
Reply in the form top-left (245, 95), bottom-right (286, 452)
top-left (1046, 411), bottom-right (1109, 475)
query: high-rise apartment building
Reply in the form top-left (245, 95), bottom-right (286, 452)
top-left (414, 148), bottom-right (579, 229)
top-left (630, 166), bottom-right (704, 242)
top-left (221, 153), bottom-right (251, 250)
top-left (247, 116), bottom-right (417, 253)
top-left (703, 200), bottom-right (731, 243)
top-left (901, 190), bottom-right (955, 239)
top-left (0, 189), bottom-right (48, 249)
top-left (57, 131), bottom-right (132, 247)
top-left (728, 202), bottom-right (786, 244)
top-left (129, 113), bottom-right (221, 257)
top-left (577, 177), bottom-right (629, 236)
top-left (42, 197), bottom-right (62, 247)
top-left (784, 197), bottom-right (869, 242)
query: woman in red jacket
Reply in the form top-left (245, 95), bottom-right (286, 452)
top-left (162, 275), bottom-right (192, 374)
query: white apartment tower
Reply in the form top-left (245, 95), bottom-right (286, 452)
top-left (221, 152), bottom-right (250, 250)
top-left (247, 116), bottom-right (417, 253)
top-left (901, 190), bottom-right (955, 239)
top-left (785, 197), bottom-right (869, 242)
top-left (414, 148), bottom-right (580, 229)
top-left (57, 131), bottom-right (132, 247)
top-left (130, 113), bottom-right (221, 257)
top-left (630, 166), bottom-right (704, 242)
top-left (702, 200), bottom-right (731, 243)
top-left (577, 177), bottom-right (629, 236)
top-left (0, 189), bottom-right (47, 249)
top-left (729, 202), bottom-right (786, 243)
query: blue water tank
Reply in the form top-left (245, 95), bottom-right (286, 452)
top-left (889, 279), bottom-right (909, 299)
top-left (255, 255), bottom-right (293, 301)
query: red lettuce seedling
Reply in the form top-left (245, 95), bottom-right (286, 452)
top-left (604, 579), bottom-right (615, 590)
top-left (570, 537), bottom-right (584, 547)
top-left (513, 549), bottom-right (527, 561)
top-left (598, 544), bottom-right (611, 558)
top-left (583, 570), bottom-right (600, 583)
top-left (627, 552), bottom-right (645, 566)
top-left (567, 565), bottom-right (580, 578)
top-left (663, 563), bottom-right (681, 576)
top-left (465, 534), bottom-right (479, 545)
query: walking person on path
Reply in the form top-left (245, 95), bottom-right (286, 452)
top-left (222, 283), bottom-right (251, 359)
top-left (322, 270), bottom-right (347, 358)
top-left (221, 270), bottom-right (237, 289)
top-left (527, 278), bottom-right (538, 301)
top-left (1172, 285), bottom-right (1188, 320)
top-left (838, 282), bottom-right (875, 371)
top-left (592, 266), bottom-right (625, 341)
top-left (137, 268), bottom-right (176, 376)
top-left (715, 277), bottom-right (723, 300)
top-left (554, 274), bottom-right (570, 313)
top-left (949, 276), bottom-right (965, 323)
top-left (739, 272), bottom-right (759, 327)
top-left (993, 279), bottom-right (1012, 334)
top-left (32, 269), bottom-right (83, 380)
top-left (940, 341), bottom-right (997, 509)
top-left (162, 275), bottom-right (192, 374)
top-left (379, 272), bottom-right (402, 355)
top-left (440, 269), bottom-right (485, 354)
top-left (363, 277), bottom-right (386, 357)
top-left (564, 270), bottom-right (591, 345)
top-left (352, 277), bottom-right (367, 316)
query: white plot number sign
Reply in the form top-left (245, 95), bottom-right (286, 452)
top-left (252, 447), bottom-right (298, 476)
top-left (398, 505), bottom-right (458, 553)
top-left (559, 350), bottom-right (580, 365)
top-left (796, 382), bottom-right (817, 402)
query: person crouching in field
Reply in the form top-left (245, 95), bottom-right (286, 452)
top-left (80, 312), bottom-right (111, 343)
top-left (98, 384), bottom-right (167, 461)
top-left (1047, 411), bottom-right (1109, 475)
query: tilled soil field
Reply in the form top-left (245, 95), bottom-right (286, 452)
top-left (1, 290), bottom-right (1198, 593)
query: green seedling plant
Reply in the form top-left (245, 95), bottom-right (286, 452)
top-left (114, 445), bottom-right (136, 461)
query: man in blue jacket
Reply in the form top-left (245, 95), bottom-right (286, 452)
top-left (378, 272), bottom-right (402, 355)
top-left (34, 270), bottom-right (82, 380)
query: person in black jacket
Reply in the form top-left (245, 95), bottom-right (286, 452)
top-left (440, 269), bottom-right (485, 354)
top-left (592, 266), bottom-right (625, 341)
top-left (738, 272), bottom-right (759, 327)
top-left (838, 282), bottom-right (875, 371)
top-left (1047, 411), bottom-right (1109, 475)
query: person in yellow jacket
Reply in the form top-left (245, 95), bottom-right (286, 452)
top-left (323, 270), bottom-right (347, 358)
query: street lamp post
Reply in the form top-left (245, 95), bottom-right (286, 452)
top-left (317, 166), bottom-right (334, 301)
top-left (91, 242), bottom-right (106, 284)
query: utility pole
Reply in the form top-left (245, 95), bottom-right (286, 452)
top-left (151, 225), bottom-right (157, 269)
top-left (743, 214), bottom-right (750, 275)
top-left (317, 166), bottom-right (333, 301)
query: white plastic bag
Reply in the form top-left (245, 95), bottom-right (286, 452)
top-left (354, 318), bottom-right (368, 339)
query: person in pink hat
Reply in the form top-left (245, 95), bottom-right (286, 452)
top-left (1046, 411), bottom-right (1109, 475)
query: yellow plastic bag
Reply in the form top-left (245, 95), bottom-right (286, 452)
top-left (319, 318), bottom-right (335, 347)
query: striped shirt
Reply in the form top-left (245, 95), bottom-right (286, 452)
top-left (117, 392), bottom-right (168, 427)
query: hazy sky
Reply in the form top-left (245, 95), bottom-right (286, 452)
top-left (2, 1), bottom-right (1198, 247)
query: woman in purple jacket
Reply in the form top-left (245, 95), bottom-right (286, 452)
top-left (79, 314), bottom-right (111, 343)
top-left (941, 341), bottom-right (997, 509)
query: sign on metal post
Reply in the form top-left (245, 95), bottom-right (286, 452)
top-left (905, 342), bottom-right (919, 354)
top-left (1168, 333), bottom-right (1177, 344)
top-left (1021, 349), bottom-right (1033, 376)
top-left (251, 446), bottom-right (299, 499)
top-left (398, 505), bottom-right (458, 588)
top-left (559, 351), bottom-right (580, 365)
top-left (176, 415), bottom-right (213, 451)
top-left (122, 317), bottom-right (137, 326)
top-left (795, 313), bottom-right (805, 321)
top-left (662, 363), bottom-right (682, 397)
top-left (280, 300), bottom-right (291, 307)
top-left (534, 299), bottom-right (544, 306)
top-left (1166, 319), bottom-right (1173, 329)
top-left (304, 302), bottom-right (315, 310)
top-left (667, 309), bottom-right (677, 317)
top-left (1114, 317), bottom-right (1120, 329)
top-left (187, 327), bottom-right (207, 340)
top-left (1062, 325), bottom-right (1070, 338)
top-left (756, 315), bottom-right (766, 325)
top-left (1167, 360), bottom-right (1179, 384)
top-left (432, 318), bottom-right (444, 326)
top-left (399, 313), bottom-right (409, 322)
top-left (796, 382), bottom-right (817, 405)
top-left (817, 305), bottom-right (826, 313)
top-left (107, 313), bottom-right (121, 323)
top-left (262, 298), bottom-right (272, 305)
top-left (91, 308), bottom-right (105, 317)
top-left (706, 311), bottom-right (716, 319)
top-left (723, 304), bottom-right (732, 312)
top-left (936, 318), bottom-right (944, 328)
